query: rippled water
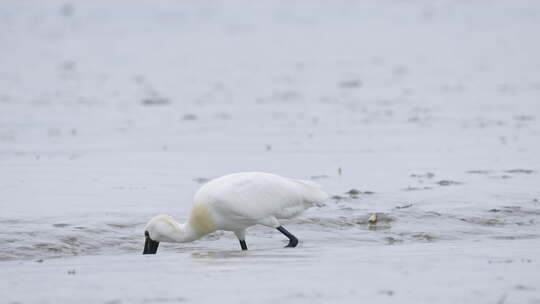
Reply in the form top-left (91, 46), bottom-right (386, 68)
top-left (1, 168), bottom-right (539, 261)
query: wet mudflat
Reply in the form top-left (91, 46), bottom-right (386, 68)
top-left (1, 0), bottom-right (540, 303)
top-left (2, 240), bottom-right (539, 304)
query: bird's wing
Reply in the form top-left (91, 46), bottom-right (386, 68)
top-left (195, 172), bottom-right (328, 221)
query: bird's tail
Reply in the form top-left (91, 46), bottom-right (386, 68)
top-left (290, 179), bottom-right (329, 205)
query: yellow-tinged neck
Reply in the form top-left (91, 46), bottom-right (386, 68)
top-left (145, 204), bottom-right (217, 243)
top-left (187, 203), bottom-right (218, 237)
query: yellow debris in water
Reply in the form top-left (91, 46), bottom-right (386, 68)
top-left (368, 213), bottom-right (377, 224)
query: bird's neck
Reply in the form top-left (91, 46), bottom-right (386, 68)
top-left (166, 222), bottom-right (201, 243)
top-left (159, 203), bottom-right (217, 243)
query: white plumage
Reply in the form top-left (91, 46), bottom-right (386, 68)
top-left (143, 172), bottom-right (328, 254)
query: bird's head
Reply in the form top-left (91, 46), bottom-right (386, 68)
top-left (143, 215), bottom-right (182, 254)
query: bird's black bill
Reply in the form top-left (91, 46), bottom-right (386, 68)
top-left (143, 231), bottom-right (159, 255)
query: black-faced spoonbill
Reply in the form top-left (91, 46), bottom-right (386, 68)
top-left (143, 172), bottom-right (328, 254)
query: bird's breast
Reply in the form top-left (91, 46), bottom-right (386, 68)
top-left (188, 203), bottom-right (218, 236)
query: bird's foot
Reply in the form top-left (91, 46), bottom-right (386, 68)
top-left (284, 239), bottom-right (298, 248)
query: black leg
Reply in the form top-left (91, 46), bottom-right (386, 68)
top-left (239, 239), bottom-right (248, 251)
top-left (276, 226), bottom-right (298, 248)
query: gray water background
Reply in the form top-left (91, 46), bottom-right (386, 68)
top-left (1, 1), bottom-right (539, 303)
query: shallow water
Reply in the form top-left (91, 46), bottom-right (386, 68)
top-left (1, 0), bottom-right (540, 303)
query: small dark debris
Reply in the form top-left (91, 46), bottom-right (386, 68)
top-left (496, 294), bottom-right (507, 304)
top-left (61, 60), bottom-right (76, 70)
top-left (393, 66), bottom-right (409, 76)
top-left (363, 191), bottom-right (374, 195)
top-left (379, 290), bottom-right (395, 296)
top-left (461, 217), bottom-right (501, 226)
top-left (437, 180), bottom-right (462, 186)
top-left (35, 259), bottom-right (44, 263)
top-left (515, 284), bottom-right (534, 291)
top-left (505, 169), bottom-right (536, 174)
top-left (489, 209), bottom-right (501, 213)
top-left (384, 237), bottom-right (403, 245)
top-left (266, 145), bottom-right (272, 151)
top-left (59, 2), bottom-right (74, 17)
top-left (396, 204), bottom-right (413, 209)
top-left (141, 97), bottom-right (169, 106)
top-left (67, 269), bottom-right (76, 275)
top-left (503, 206), bottom-right (522, 212)
top-left (404, 186), bottom-right (431, 191)
top-left (53, 223), bottom-right (70, 228)
top-left (411, 232), bottom-right (437, 242)
top-left (514, 115), bottom-right (534, 122)
top-left (193, 178), bottom-right (210, 184)
top-left (411, 172), bottom-right (434, 179)
top-left (182, 114), bottom-right (197, 121)
top-left (466, 170), bottom-right (490, 174)
top-left (133, 74), bottom-right (146, 84)
top-left (346, 189), bottom-right (361, 195)
top-left (338, 80), bottom-right (362, 89)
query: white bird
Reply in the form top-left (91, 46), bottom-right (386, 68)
top-left (143, 172), bottom-right (328, 254)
